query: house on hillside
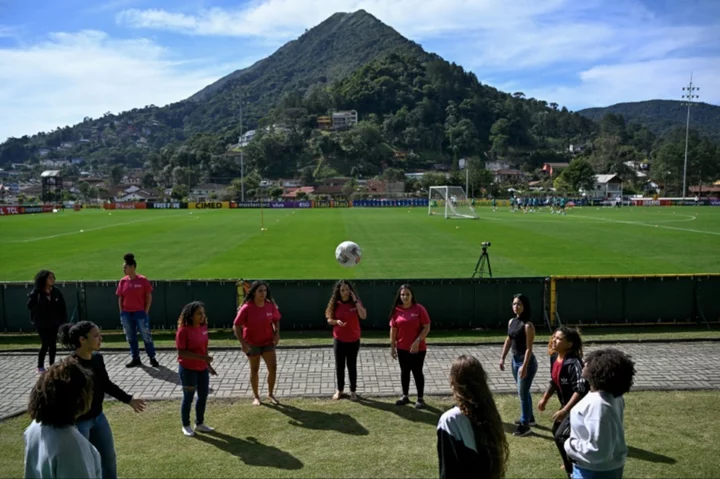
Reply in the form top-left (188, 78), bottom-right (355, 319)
top-left (116, 188), bottom-right (154, 202)
top-left (282, 186), bottom-right (315, 199)
top-left (588, 174), bottom-right (623, 201)
top-left (331, 110), bottom-right (358, 130)
top-left (191, 183), bottom-right (227, 201)
top-left (485, 161), bottom-right (511, 172)
top-left (494, 169), bottom-right (524, 184)
top-left (542, 162), bottom-right (569, 177)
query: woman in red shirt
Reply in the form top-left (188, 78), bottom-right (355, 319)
top-left (389, 283), bottom-right (431, 409)
top-left (325, 280), bottom-right (367, 401)
top-left (176, 301), bottom-right (217, 437)
top-left (232, 281), bottom-right (281, 406)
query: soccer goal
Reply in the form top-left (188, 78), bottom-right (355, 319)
top-left (428, 186), bottom-right (478, 219)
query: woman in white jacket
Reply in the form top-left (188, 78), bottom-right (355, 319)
top-left (564, 348), bottom-right (636, 479)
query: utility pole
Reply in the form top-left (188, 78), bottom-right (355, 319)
top-left (239, 100), bottom-right (245, 202)
top-left (681, 74), bottom-right (699, 200)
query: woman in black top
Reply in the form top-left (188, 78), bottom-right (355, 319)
top-left (27, 270), bottom-right (67, 373)
top-left (58, 321), bottom-right (146, 479)
top-left (538, 327), bottom-right (588, 477)
top-left (499, 293), bottom-right (537, 437)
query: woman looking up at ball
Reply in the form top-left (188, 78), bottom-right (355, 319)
top-left (389, 284), bottom-right (431, 409)
top-left (325, 280), bottom-right (367, 401)
top-left (233, 281), bottom-right (281, 406)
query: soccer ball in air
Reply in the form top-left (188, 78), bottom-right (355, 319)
top-left (335, 241), bottom-right (362, 268)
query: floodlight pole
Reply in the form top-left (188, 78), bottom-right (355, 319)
top-left (239, 101), bottom-right (245, 202)
top-left (681, 74), bottom-right (699, 200)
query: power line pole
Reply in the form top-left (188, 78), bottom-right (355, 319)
top-left (681, 74), bottom-right (699, 200)
top-left (239, 100), bottom-right (245, 202)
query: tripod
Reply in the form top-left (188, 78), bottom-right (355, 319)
top-left (472, 246), bottom-right (492, 279)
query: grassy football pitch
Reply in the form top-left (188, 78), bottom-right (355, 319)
top-left (0, 206), bottom-right (718, 281)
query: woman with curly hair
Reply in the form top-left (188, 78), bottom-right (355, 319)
top-left (325, 280), bottom-right (367, 401)
top-left (27, 269), bottom-right (67, 373)
top-left (564, 348), bottom-right (636, 479)
top-left (59, 321), bottom-right (146, 479)
top-left (176, 301), bottom-right (217, 437)
top-left (24, 357), bottom-right (101, 478)
top-left (389, 284), bottom-right (431, 409)
top-left (232, 280), bottom-right (281, 406)
top-left (499, 293), bottom-right (537, 436)
top-left (437, 355), bottom-right (508, 479)
top-left (538, 327), bottom-right (588, 477)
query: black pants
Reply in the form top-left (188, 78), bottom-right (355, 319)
top-left (37, 327), bottom-right (58, 369)
top-left (397, 349), bottom-right (426, 398)
top-left (333, 339), bottom-right (360, 392)
top-left (552, 415), bottom-right (573, 475)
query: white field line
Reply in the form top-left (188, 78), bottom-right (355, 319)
top-left (568, 214), bottom-right (720, 237)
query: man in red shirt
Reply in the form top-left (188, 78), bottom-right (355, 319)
top-left (116, 253), bottom-right (159, 368)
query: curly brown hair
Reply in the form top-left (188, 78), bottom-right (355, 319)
top-left (177, 301), bottom-right (206, 328)
top-left (325, 280), bottom-right (358, 320)
top-left (28, 357), bottom-right (93, 427)
top-left (450, 355), bottom-right (509, 479)
top-left (583, 348), bottom-right (636, 397)
top-left (547, 327), bottom-right (584, 358)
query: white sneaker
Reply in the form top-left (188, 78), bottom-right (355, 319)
top-left (182, 426), bottom-right (195, 437)
top-left (194, 424), bottom-right (214, 433)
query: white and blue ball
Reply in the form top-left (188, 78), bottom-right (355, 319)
top-left (335, 241), bottom-right (362, 268)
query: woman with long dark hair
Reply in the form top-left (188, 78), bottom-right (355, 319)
top-left (232, 280), bottom-right (281, 406)
top-left (389, 284), bottom-right (431, 409)
top-left (27, 270), bottom-right (67, 373)
top-left (437, 355), bottom-right (509, 479)
top-left (499, 293), bottom-right (538, 436)
top-left (24, 357), bottom-right (101, 478)
top-left (58, 321), bottom-right (146, 479)
top-left (176, 301), bottom-right (217, 437)
top-left (116, 253), bottom-right (158, 368)
top-left (538, 327), bottom-right (588, 477)
top-left (325, 280), bottom-right (367, 401)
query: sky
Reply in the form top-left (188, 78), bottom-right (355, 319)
top-left (1, 0), bottom-right (718, 142)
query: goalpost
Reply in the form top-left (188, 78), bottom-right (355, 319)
top-left (428, 186), bottom-right (478, 219)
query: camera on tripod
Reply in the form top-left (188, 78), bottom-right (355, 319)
top-left (472, 241), bottom-right (493, 279)
top-left (481, 242), bottom-right (491, 248)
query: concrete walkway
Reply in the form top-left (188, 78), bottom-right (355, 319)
top-left (2, 342), bottom-right (718, 420)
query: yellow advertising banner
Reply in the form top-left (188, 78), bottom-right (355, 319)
top-left (189, 201), bottom-right (230, 209)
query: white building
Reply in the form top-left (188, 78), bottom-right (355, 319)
top-left (332, 110), bottom-right (358, 130)
top-left (589, 174), bottom-right (623, 201)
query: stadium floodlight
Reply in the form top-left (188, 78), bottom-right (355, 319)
top-left (681, 74), bottom-right (699, 200)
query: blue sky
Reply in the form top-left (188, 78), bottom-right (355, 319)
top-left (1, 0), bottom-right (718, 142)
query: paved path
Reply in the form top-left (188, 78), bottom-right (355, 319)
top-left (2, 342), bottom-right (719, 420)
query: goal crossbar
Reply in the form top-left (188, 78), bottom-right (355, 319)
top-left (428, 186), bottom-right (478, 219)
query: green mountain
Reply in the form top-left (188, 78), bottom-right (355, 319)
top-left (578, 100), bottom-right (720, 141)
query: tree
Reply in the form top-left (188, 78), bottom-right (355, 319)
top-left (269, 186), bottom-right (284, 199)
top-left (382, 168), bottom-right (405, 182)
top-left (78, 181), bottom-right (90, 199)
top-left (559, 158), bottom-right (596, 192)
top-left (170, 184), bottom-right (188, 200)
top-left (141, 172), bottom-right (157, 189)
top-left (110, 165), bottom-right (125, 186)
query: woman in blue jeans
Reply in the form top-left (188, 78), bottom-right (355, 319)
top-left (59, 321), bottom-right (146, 479)
top-left (499, 293), bottom-right (537, 436)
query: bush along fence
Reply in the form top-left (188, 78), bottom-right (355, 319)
top-left (1, 275), bottom-right (718, 332)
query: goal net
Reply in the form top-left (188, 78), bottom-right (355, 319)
top-left (428, 186), bottom-right (478, 219)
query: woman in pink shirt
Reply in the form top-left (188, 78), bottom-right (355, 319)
top-left (389, 284), bottom-right (431, 409)
top-left (176, 301), bottom-right (217, 437)
top-left (325, 280), bottom-right (367, 401)
top-left (116, 253), bottom-right (158, 368)
top-left (232, 281), bottom-right (281, 406)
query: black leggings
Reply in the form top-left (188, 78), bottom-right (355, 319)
top-left (553, 415), bottom-right (573, 475)
top-left (37, 328), bottom-right (58, 369)
top-left (333, 339), bottom-right (360, 392)
top-left (397, 349), bottom-right (426, 398)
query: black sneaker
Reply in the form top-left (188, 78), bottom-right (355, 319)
top-left (414, 399), bottom-right (426, 409)
top-left (125, 358), bottom-right (142, 368)
top-left (513, 425), bottom-right (532, 437)
top-left (149, 358), bottom-right (160, 367)
top-left (395, 396), bottom-right (410, 406)
top-left (514, 419), bottom-right (537, 427)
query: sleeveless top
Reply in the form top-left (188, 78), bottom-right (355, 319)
top-left (508, 318), bottom-right (528, 356)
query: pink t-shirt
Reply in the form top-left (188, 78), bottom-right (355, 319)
top-left (233, 301), bottom-right (281, 347)
top-left (176, 324), bottom-right (208, 371)
top-left (332, 301), bottom-right (361, 343)
top-left (116, 275), bottom-right (153, 312)
top-left (389, 303), bottom-right (431, 351)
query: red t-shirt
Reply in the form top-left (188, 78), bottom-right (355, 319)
top-left (332, 301), bottom-right (361, 343)
top-left (389, 303), bottom-right (431, 351)
top-left (551, 357), bottom-right (563, 388)
top-left (233, 301), bottom-right (281, 347)
top-left (116, 275), bottom-right (153, 313)
top-left (176, 324), bottom-right (208, 371)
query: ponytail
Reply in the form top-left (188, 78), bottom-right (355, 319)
top-left (58, 321), bottom-right (97, 349)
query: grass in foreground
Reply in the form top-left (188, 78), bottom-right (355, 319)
top-left (0, 392), bottom-right (717, 478)
top-left (0, 326), bottom-right (718, 351)
top-left (1, 207), bottom-right (719, 281)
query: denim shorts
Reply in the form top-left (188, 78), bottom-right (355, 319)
top-left (247, 344), bottom-right (275, 357)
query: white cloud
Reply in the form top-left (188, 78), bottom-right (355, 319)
top-left (0, 30), bottom-right (228, 141)
top-left (515, 57), bottom-right (720, 110)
